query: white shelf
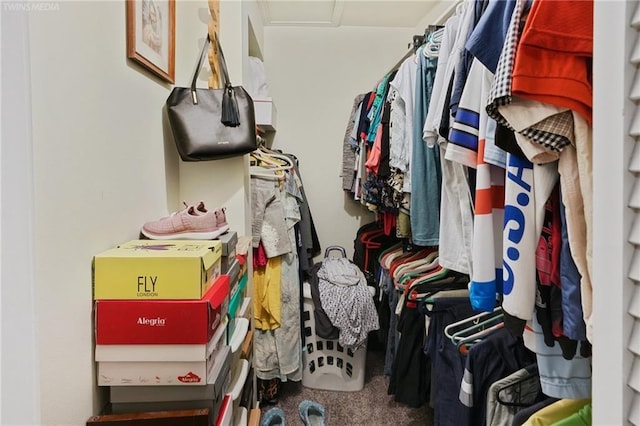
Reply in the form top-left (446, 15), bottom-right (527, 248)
top-left (226, 359), bottom-right (250, 401)
top-left (234, 407), bottom-right (247, 426)
top-left (254, 97), bottom-right (277, 132)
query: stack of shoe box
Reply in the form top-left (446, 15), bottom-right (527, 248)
top-left (92, 240), bottom-right (233, 425)
top-left (218, 231), bottom-right (238, 275)
top-left (216, 232), bottom-right (254, 426)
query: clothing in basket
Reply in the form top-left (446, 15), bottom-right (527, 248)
top-left (316, 256), bottom-right (379, 349)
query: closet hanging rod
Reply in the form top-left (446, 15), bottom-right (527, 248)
top-left (383, 0), bottom-right (463, 75)
top-left (387, 49), bottom-right (414, 75)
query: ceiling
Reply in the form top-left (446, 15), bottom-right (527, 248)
top-left (258, 0), bottom-right (453, 28)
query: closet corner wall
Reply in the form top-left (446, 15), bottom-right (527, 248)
top-left (223, 1), bottom-right (273, 416)
top-left (178, 0), bottom-right (269, 416)
top-left (178, 0), bottom-right (256, 240)
top-left (593, 0), bottom-right (635, 424)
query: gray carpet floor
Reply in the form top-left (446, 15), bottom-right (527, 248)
top-left (259, 349), bottom-right (434, 425)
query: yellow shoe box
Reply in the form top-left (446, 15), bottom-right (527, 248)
top-left (93, 240), bottom-right (222, 300)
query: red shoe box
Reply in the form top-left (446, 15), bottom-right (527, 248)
top-left (95, 275), bottom-right (229, 345)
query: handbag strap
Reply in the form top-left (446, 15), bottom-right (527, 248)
top-left (190, 33), bottom-right (232, 103)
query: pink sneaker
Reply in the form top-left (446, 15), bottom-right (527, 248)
top-left (141, 205), bottom-right (224, 240)
top-left (159, 201), bottom-right (207, 220)
top-left (214, 207), bottom-right (229, 235)
top-left (193, 201), bottom-right (208, 215)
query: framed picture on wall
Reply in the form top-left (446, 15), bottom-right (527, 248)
top-left (126, 0), bottom-right (175, 83)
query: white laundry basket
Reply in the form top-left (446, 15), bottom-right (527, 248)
top-left (301, 283), bottom-right (367, 392)
top-left (301, 246), bottom-right (371, 392)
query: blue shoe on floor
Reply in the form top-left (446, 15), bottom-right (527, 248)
top-left (298, 400), bottom-right (326, 426)
top-left (261, 407), bottom-right (287, 426)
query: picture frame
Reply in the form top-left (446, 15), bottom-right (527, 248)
top-left (126, 0), bottom-right (175, 83)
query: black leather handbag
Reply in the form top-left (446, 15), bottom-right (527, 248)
top-left (166, 33), bottom-right (257, 161)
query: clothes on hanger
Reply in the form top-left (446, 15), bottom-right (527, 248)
top-left (251, 149), bottom-right (320, 399)
top-left (423, 297), bottom-right (477, 425)
top-left (340, 0), bottom-right (595, 418)
top-left (458, 327), bottom-right (538, 425)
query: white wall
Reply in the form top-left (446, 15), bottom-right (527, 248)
top-left (263, 25), bottom-right (415, 258)
top-left (27, 1), bottom-right (179, 422)
top-left (414, 0), bottom-right (456, 33)
top-left (1, 7), bottom-right (41, 425)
